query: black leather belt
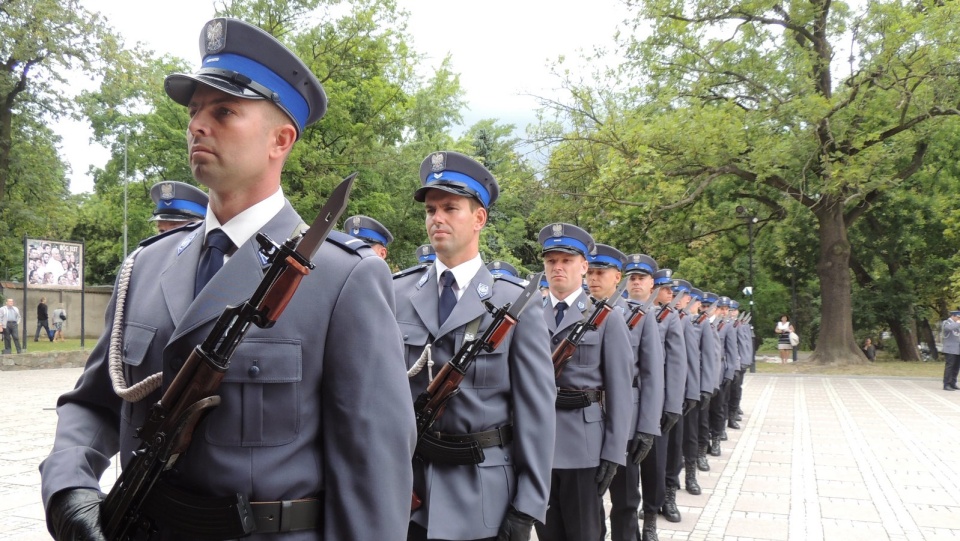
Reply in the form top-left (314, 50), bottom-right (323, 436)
top-left (142, 478), bottom-right (321, 539)
top-left (556, 388), bottom-right (603, 409)
top-left (416, 424), bottom-right (513, 465)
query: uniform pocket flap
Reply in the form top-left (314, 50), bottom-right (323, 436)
top-left (578, 330), bottom-right (601, 346)
top-left (222, 339), bottom-right (302, 383)
top-left (583, 403), bottom-right (603, 423)
top-left (399, 321), bottom-right (430, 347)
top-left (122, 324), bottom-right (157, 367)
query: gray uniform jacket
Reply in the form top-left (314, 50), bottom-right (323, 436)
top-left (618, 298), bottom-right (664, 437)
top-left (39, 203), bottom-right (417, 541)
top-left (699, 318), bottom-right (721, 394)
top-left (737, 324), bottom-right (754, 368)
top-left (721, 321), bottom-right (740, 381)
top-left (656, 309), bottom-right (687, 415)
top-left (546, 292), bottom-right (633, 469)
top-left (942, 318), bottom-right (960, 355)
top-left (681, 315), bottom-right (702, 401)
top-left (395, 265), bottom-right (556, 540)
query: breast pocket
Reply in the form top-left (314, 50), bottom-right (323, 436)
top-left (120, 323), bottom-right (159, 426)
top-left (575, 331), bottom-right (601, 368)
top-left (399, 321), bottom-right (430, 370)
top-left (204, 338), bottom-right (302, 447)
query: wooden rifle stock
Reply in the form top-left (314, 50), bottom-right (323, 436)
top-left (552, 301), bottom-right (612, 379)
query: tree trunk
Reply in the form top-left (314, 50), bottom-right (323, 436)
top-left (888, 318), bottom-right (920, 361)
top-left (918, 318), bottom-right (939, 361)
top-left (810, 200), bottom-right (867, 364)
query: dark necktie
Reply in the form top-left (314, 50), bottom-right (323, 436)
top-left (194, 229), bottom-right (233, 297)
top-left (555, 301), bottom-right (568, 327)
top-left (438, 270), bottom-right (457, 325)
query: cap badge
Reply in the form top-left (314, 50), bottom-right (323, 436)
top-left (160, 183), bottom-right (174, 201)
top-left (477, 283), bottom-right (490, 298)
top-left (430, 152), bottom-right (446, 173)
top-left (552, 223), bottom-right (563, 237)
top-left (633, 255), bottom-right (640, 263)
top-left (493, 261), bottom-right (501, 269)
top-left (204, 20), bottom-right (226, 54)
top-left (352, 216), bottom-right (361, 228)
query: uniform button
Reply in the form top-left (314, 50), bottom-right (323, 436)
top-left (248, 364), bottom-right (260, 377)
top-left (403, 334), bottom-right (409, 340)
top-left (504, 455), bottom-right (510, 462)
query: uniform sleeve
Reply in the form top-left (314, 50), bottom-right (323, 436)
top-left (600, 315), bottom-right (634, 466)
top-left (322, 255), bottom-right (416, 540)
top-left (662, 314), bottom-right (688, 415)
top-left (636, 313), bottom-right (664, 436)
top-left (507, 303), bottom-right (556, 523)
top-left (39, 284), bottom-right (124, 509)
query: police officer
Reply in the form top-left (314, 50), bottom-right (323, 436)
top-left (344, 214), bottom-right (393, 259)
top-left (942, 310), bottom-right (960, 391)
top-left (641, 269), bottom-right (686, 540)
top-left (148, 180), bottom-right (208, 233)
top-left (728, 301), bottom-right (753, 427)
top-left (395, 151), bottom-right (555, 541)
top-left (696, 292), bottom-right (722, 471)
top-left (709, 296), bottom-right (737, 456)
top-left (598, 249), bottom-right (664, 541)
top-left (537, 225), bottom-right (633, 541)
top-left (661, 279), bottom-right (700, 523)
top-left (679, 287), bottom-right (707, 495)
top-left (40, 18), bottom-right (416, 541)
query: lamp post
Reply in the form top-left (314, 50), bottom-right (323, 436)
top-left (736, 206), bottom-right (759, 372)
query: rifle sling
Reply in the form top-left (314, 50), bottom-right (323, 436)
top-left (142, 478), bottom-right (322, 538)
top-left (416, 424), bottom-right (514, 465)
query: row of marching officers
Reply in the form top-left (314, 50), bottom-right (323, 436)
top-left (392, 150), bottom-right (755, 541)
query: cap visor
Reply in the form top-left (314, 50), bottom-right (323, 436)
top-left (413, 183), bottom-right (478, 203)
top-left (541, 247), bottom-right (585, 257)
top-left (165, 73), bottom-right (266, 106)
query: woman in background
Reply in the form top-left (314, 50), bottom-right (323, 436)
top-left (775, 314), bottom-right (794, 364)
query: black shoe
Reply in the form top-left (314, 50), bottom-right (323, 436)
top-left (33, 339), bottom-right (38, 342)
top-left (951, 383), bottom-right (960, 390)
top-left (728, 419), bottom-right (740, 430)
top-left (697, 446), bottom-right (710, 471)
top-left (945, 385), bottom-right (956, 391)
top-left (720, 429), bottom-right (728, 441)
top-left (709, 438), bottom-right (722, 456)
top-left (641, 513), bottom-right (659, 541)
top-left (737, 407), bottom-right (743, 414)
top-left (661, 486), bottom-right (681, 523)
top-left (684, 463), bottom-right (702, 495)
top-left (735, 413), bottom-right (742, 421)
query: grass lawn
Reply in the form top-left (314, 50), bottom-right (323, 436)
top-left (18, 338), bottom-right (90, 354)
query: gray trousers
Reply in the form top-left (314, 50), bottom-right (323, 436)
top-left (3, 321), bottom-right (21, 353)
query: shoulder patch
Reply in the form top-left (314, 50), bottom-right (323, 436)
top-left (393, 263), bottom-right (429, 281)
top-left (138, 220), bottom-right (203, 248)
top-left (325, 230), bottom-right (373, 256)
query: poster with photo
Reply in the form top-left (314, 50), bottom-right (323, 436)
top-left (25, 239), bottom-right (83, 289)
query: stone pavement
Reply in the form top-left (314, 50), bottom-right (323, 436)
top-left (3, 368), bottom-right (960, 540)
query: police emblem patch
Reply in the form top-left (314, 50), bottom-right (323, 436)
top-left (178, 230), bottom-right (200, 255)
top-left (417, 273), bottom-right (429, 287)
top-left (577, 301), bottom-right (586, 311)
top-left (552, 223), bottom-right (563, 237)
top-left (160, 182), bottom-right (175, 201)
top-left (477, 283), bottom-right (490, 297)
top-left (352, 216), bottom-right (361, 228)
top-left (430, 152), bottom-right (445, 172)
top-left (493, 261), bottom-right (501, 269)
top-left (205, 20), bottom-right (226, 54)
top-left (633, 255), bottom-right (641, 263)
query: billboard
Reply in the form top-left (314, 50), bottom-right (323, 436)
top-left (26, 239), bottom-right (83, 289)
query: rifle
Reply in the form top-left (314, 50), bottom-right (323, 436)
top-left (694, 304), bottom-right (716, 326)
top-left (552, 282), bottom-right (625, 379)
top-left (99, 174), bottom-right (357, 541)
top-left (625, 285), bottom-right (661, 331)
top-left (732, 312), bottom-right (747, 328)
top-left (411, 273), bottom-right (543, 510)
top-left (656, 289), bottom-right (687, 323)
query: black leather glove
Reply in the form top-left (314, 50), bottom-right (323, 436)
top-left (700, 391), bottom-right (711, 402)
top-left (595, 459), bottom-right (619, 496)
top-left (497, 506), bottom-right (535, 541)
top-left (660, 411), bottom-right (681, 433)
top-left (681, 398), bottom-right (699, 415)
top-left (48, 488), bottom-right (107, 541)
top-left (627, 431), bottom-right (655, 464)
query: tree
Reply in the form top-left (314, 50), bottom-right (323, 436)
top-left (533, 0), bottom-right (960, 363)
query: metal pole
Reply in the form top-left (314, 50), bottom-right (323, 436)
top-left (748, 220), bottom-right (756, 373)
top-left (791, 263), bottom-right (798, 362)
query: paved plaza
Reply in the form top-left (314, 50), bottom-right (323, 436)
top-left (1, 367), bottom-right (959, 540)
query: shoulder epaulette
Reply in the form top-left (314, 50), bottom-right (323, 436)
top-left (137, 221), bottom-right (203, 248)
top-left (492, 274), bottom-right (527, 288)
top-left (325, 230), bottom-right (372, 256)
top-left (393, 263), bottom-right (429, 280)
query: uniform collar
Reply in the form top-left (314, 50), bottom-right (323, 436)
top-left (549, 289), bottom-right (582, 308)
top-left (204, 187), bottom-right (285, 250)
top-left (434, 253), bottom-right (483, 291)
